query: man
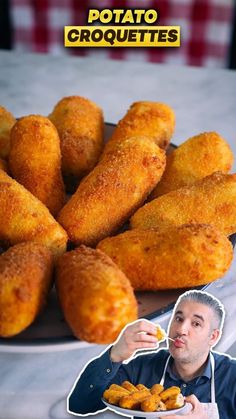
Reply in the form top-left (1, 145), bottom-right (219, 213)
top-left (68, 290), bottom-right (236, 418)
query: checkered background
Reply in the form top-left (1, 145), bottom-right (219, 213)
top-left (10, 0), bottom-right (235, 67)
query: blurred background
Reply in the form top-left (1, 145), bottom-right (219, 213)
top-left (0, 0), bottom-right (235, 69)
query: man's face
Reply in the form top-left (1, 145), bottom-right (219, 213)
top-left (168, 300), bottom-right (219, 364)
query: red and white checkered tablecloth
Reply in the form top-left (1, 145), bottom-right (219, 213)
top-left (10, 0), bottom-right (235, 67)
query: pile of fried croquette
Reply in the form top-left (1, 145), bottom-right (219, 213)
top-left (0, 98), bottom-right (236, 343)
top-left (103, 381), bottom-right (184, 412)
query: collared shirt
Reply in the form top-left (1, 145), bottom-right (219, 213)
top-left (68, 348), bottom-right (236, 419)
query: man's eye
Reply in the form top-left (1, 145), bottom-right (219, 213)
top-left (175, 316), bottom-right (183, 322)
top-left (193, 321), bottom-right (201, 327)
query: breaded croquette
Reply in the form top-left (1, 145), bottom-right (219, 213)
top-left (56, 246), bottom-right (137, 343)
top-left (0, 170), bottom-right (68, 257)
top-left (103, 388), bottom-right (130, 404)
top-left (151, 131), bottom-right (233, 198)
top-left (0, 105), bottom-right (16, 159)
top-left (119, 389), bottom-right (151, 410)
top-left (103, 101), bottom-right (175, 154)
top-left (97, 224), bottom-right (233, 290)
top-left (156, 325), bottom-right (166, 341)
top-left (58, 136), bottom-right (166, 246)
top-left (131, 172), bottom-right (236, 236)
top-left (0, 242), bottom-right (53, 337)
top-left (122, 381), bottom-right (138, 392)
top-left (136, 384), bottom-right (149, 391)
top-left (160, 386), bottom-right (181, 402)
top-left (140, 394), bottom-right (161, 412)
top-left (49, 96), bottom-right (104, 178)
top-left (9, 115), bottom-right (65, 216)
top-left (150, 384), bottom-right (164, 395)
top-left (165, 393), bottom-right (185, 409)
top-left (0, 158), bottom-right (7, 172)
top-left (109, 384), bottom-right (130, 393)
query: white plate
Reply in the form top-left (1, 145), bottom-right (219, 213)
top-left (103, 399), bottom-right (192, 417)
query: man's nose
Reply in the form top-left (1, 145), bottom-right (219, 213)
top-left (176, 321), bottom-right (189, 336)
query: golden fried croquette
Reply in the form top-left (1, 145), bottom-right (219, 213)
top-left (103, 388), bottom-right (130, 404)
top-left (165, 393), bottom-right (185, 409)
top-left (103, 101), bottom-right (175, 154)
top-left (49, 96), bottom-right (104, 178)
top-left (0, 242), bottom-right (53, 337)
top-left (119, 389), bottom-right (151, 410)
top-left (160, 386), bottom-right (181, 402)
top-left (131, 172), bottom-right (236, 236)
top-left (0, 105), bottom-right (16, 159)
top-left (9, 115), bottom-right (65, 216)
top-left (0, 170), bottom-right (68, 257)
top-left (136, 384), bottom-right (149, 391)
top-left (109, 384), bottom-right (130, 393)
top-left (140, 394), bottom-right (161, 412)
top-left (122, 381), bottom-right (138, 392)
top-left (150, 384), bottom-right (164, 395)
top-left (56, 246), bottom-right (137, 343)
top-left (151, 131), bottom-right (233, 198)
top-left (0, 158), bottom-right (7, 172)
top-left (58, 136), bottom-right (166, 246)
top-left (156, 325), bottom-right (166, 341)
top-left (97, 224), bottom-right (233, 290)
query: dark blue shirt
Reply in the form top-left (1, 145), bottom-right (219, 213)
top-left (68, 348), bottom-right (236, 419)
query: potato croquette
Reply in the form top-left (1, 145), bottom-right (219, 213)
top-left (103, 101), bottom-right (175, 154)
top-left (151, 131), bottom-right (233, 198)
top-left (160, 386), bottom-right (181, 402)
top-left (136, 384), bottom-right (149, 391)
top-left (140, 394), bottom-right (161, 412)
top-left (119, 390), bottom-right (151, 410)
top-left (165, 393), bottom-right (185, 409)
top-left (0, 105), bottom-right (16, 159)
top-left (0, 170), bottom-right (68, 257)
top-left (103, 389), bottom-right (130, 404)
top-left (97, 224), bottom-right (233, 290)
top-left (150, 384), bottom-right (164, 395)
top-left (0, 242), bottom-right (53, 337)
top-left (109, 384), bottom-right (130, 393)
top-left (49, 96), bottom-right (104, 178)
top-left (156, 325), bottom-right (166, 341)
top-left (0, 159), bottom-right (7, 172)
top-left (58, 136), bottom-right (166, 246)
top-left (9, 115), bottom-right (65, 216)
top-left (131, 172), bottom-right (236, 236)
top-left (122, 381), bottom-right (139, 392)
top-left (56, 246), bottom-right (137, 343)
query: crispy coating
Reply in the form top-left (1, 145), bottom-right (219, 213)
top-left (165, 393), bottom-right (184, 409)
top-left (0, 158), bottom-right (7, 172)
top-left (103, 388), bottom-right (130, 404)
top-left (151, 132), bottom-right (233, 198)
top-left (97, 224), bottom-right (233, 290)
top-left (156, 325), bottom-right (166, 341)
top-left (131, 172), bottom-right (236, 236)
top-left (109, 384), bottom-right (130, 393)
top-left (0, 170), bottom-right (68, 257)
top-left (119, 390), bottom-right (151, 410)
top-left (56, 246), bottom-right (137, 343)
top-left (160, 386), bottom-right (181, 402)
top-left (0, 105), bottom-right (16, 159)
top-left (103, 101), bottom-right (175, 154)
top-left (0, 242), bottom-right (53, 337)
top-left (141, 394), bottom-right (161, 412)
top-left (9, 115), bottom-right (65, 216)
top-left (122, 381), bottom-right (138, 392)
top-left (150, 384), bottom-right (164, 395)
top-left (49, 96), bottom-right (104, 178)
top-left (136, 384), bottom-right (149, 391)
top-left (58, 136), bottom-right (166, 246)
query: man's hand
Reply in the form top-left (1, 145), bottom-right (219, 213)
top-left (110, 319), bottom-right (158, 363)
top-left (163, 395), bottom-right (209, 419)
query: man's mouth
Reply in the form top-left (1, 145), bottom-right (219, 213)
top-left (173, 337), bottom-right (186, 348)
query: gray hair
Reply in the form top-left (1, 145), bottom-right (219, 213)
top-left (175, 290), bottom-right (225, 330)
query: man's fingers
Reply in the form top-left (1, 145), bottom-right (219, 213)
top-left (128, 319), bottom-right (157, 336)
top-left (185, 394), bottom-right (200, 409)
